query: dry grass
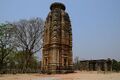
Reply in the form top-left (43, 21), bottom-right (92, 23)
top-left (0, 71), bottom-right (120, 80)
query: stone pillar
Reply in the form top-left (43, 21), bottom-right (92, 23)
top-left (104, 61), bottom-right (107, 72)
top-left (86, 61), bottom-right (89, 71)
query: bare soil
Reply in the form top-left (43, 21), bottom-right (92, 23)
top-left (0, 71), bottom-right (120, 80)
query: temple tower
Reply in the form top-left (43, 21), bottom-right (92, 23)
top-left (42, 2), bottom-right (73, 73)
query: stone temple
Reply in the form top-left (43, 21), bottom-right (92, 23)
top-left (42, 2), bottom-right (73, 73)
top-left (79, 59), bottom-right (112, 72)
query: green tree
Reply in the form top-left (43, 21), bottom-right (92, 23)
top-left (112, 59), bottom-right (120, 72)
top-left (13, 51), bottom-right (40, 73)
top-left (0, 23), bottom-right (15, 72)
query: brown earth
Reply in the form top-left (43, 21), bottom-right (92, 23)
top-left (0, 71), bottom-right (120, 80)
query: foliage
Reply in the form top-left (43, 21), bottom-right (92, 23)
top-left (0, 24), bottom-right (15, 71)
top-left (112, 59), bottom-right (120, 72)
top-left (0, 17), bottom-right (44, 73)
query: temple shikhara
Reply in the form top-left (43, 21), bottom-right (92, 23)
top-left (42, 2), bottom-right (73, 73)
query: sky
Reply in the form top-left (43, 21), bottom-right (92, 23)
top-left (0, 0), bottom-right (120, 60)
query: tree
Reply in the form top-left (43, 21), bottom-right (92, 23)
top-left (0, 24), bottom-right (15, 71)
top-left (12, 51), bottom-right (40, 73)
top-left (112, 59), bottom-right (120, 72)
top-left (9, 18), bottom-right (44, 71)
top-left (74, 56), bottom-right (80, 70)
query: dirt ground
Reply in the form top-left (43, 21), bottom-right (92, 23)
top-left (0, 71), bottom-right (120, 80)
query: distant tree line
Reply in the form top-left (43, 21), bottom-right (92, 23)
top-left (0, 18), bottom-right (44, 74)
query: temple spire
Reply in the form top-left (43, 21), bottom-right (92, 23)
top-left (50, 2), bottom-right (66, 10)
top-left (42, 2), bottom-right (73, 74)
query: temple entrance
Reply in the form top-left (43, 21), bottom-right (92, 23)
top-left (64, 58), bottom-right (67, 66)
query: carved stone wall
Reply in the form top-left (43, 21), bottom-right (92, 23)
top-left (42, 2), bottom-right (73, 73)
